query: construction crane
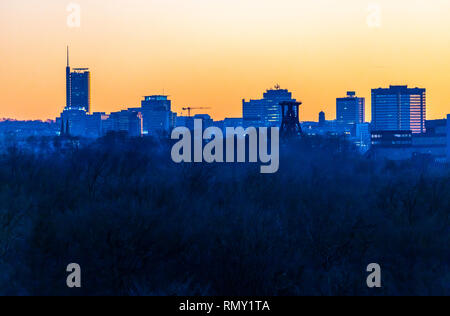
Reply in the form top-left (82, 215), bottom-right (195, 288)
top-left (182, 107), bottom-right (212, 117)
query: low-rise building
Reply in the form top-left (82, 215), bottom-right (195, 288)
top-left (369, 118), bottom-right (448, 161)
top-left (104, 110), bottom-right (143, 137)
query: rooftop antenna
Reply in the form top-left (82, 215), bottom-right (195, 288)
top-left (67, 46), bottom-right (70, 67)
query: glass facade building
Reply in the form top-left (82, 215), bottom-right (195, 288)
top-left (136, 95), bottom-right (174, 135)
top-left (66, 49), bottom-right (91, 113)
top-left (372, 85), bottom-right (426, 134)
top-left (66, 50), bottom-right (91, 113)
top-left (69, 68), bottom-right (91, 113)
top-left (336, 91), bottom-right (365, 124)
top-left (243, 87), bottom-right (297, 127)
top-left (141, 95), bottom-right (171, 111)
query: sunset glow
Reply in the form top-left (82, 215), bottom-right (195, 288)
top-left (1, 0), bottom-right (450, 121)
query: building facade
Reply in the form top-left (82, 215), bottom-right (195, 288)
top-left (336, 91), bottom-right (365, 124)
top-left (66, 50), bottom-right (91, 113)
top-left (243, 87), bottom-right (297, 127)
top-left (370, 118), bottom-right (448, 162)
top-left (104, 110), bottom-right (143, 137)
top-left (60, 108), bottom-right (88, 137)
top-left (69, 68), bottom-right (91, 113)
top-left (355, 123), bottom-right (371, 152)
top-left (137, 95), bottom-right (175, 135)
top-left (371, 130), bottom-right (413, 148)
top-left (372, 85), bottom-right (426, 134)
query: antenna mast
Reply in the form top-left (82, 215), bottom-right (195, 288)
top-left (67, 46), bottom-right (70, 67)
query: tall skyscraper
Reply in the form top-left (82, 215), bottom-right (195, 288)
top-left (372, 85), bottom-right (426, 134)
top-left (65, 48), bottom-right (91, 113)
top-left (243, 86), bottom-right (297, 127)
top-left (336, 91), bottom-right (365, 124)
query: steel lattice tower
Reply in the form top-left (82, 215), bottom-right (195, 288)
top-left (280, 101), bottom-right (303, 138)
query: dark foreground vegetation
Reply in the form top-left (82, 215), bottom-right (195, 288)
top-left (0, 134), bottom-right (449, 296)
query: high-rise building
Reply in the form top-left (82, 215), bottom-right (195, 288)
top-left (243, 86), bottom-right (297, 127)
top-left (336, 91), bottom-right (365, 124)
top-left (66, 48), bottom-right (91, 113)
top-left (136, 95), bottom-right (174, 135)
top-left (141, 95), bottom-right (171, 111)
top-left (372, 85), bottom-right (426, 134)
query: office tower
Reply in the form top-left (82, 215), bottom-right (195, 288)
top-left (372, 85), bottom-right (426, 134)
top-left (141, 95), bottom-right (171, 111)
top-left (137, 95), bottom-right (174, 135)
top-left (66, 48), bottom-right (91, 113)
top-left (243, 86), bottom-right (297, 127)
top-left (70, 68), bottom-right (91, 112)
top-left (336, 91), bottom-right (365, 124)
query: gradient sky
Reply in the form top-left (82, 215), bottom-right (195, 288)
top-left (1, 0), bottom-right (450, 122)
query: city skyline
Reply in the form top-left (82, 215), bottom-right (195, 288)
top-left (1, 1), bottom-right (450, 300)
top-left (2, 51), bottom-right (447, 125)
top-left (1, 1), bottom-right (450, 121)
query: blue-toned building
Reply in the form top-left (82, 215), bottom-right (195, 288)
top-left (369, 118), bottom-right (448, 162)
top-left (136, 95), bottom-right (175, 135)
top-left (319, 111), bottom-right (326, 126)
top-left (355, 123), bottom-right (371, 152)
top-left (103, 110), bottom-right (143, 137)
top-left (336, 91), bottom-right (365, 124)
top-left (243, 87), bottom-right (297, 127)
top-left (447, 114), bottom-right (450, 162)
top-left (66, 49), bottom-right (91, 113)
top-left (372, 85), bottom-right (426, 134)
top-left (59, 108), bottom-right (88, 137)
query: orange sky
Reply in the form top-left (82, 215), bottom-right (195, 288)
top-left (1, 0), bottom-right (450, 122)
